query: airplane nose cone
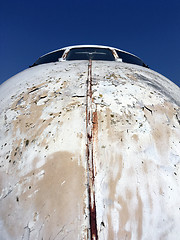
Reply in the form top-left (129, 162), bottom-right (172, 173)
top-left (0, 60), bottom-right (180, 239)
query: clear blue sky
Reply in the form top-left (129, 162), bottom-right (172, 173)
top-left (0, 0), bottom-right (180, 87)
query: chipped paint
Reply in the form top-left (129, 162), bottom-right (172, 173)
top-left (0, 56), bottom-right (180, 239)
top-left (91, 62), bottom-right (180, 240)
top-left (86, 60), bottom-right (98, 239)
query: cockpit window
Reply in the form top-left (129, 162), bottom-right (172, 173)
top-left (30, 47), bottom-right (148, 68)
top-left (66, 48), bottom-right (115, 61)
top-left (116, 50), bottom-right (145, 67)
top-left (32, 50), bottom-right (64, 66)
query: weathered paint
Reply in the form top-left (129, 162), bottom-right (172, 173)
top-left (0, 58), bottom-right (180, 239)
top-left (91, 61), bottom-right (180, 240)
top-left (86, 60), bottom-right (98, 240)
top-left (0, 62), bottom-right (89, 239)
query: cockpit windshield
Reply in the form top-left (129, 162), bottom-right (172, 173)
top-left (66, 47), bottom-right (115, 61)
top-left (116, 50), bottom-right (146, 67)
top-left (31, 50), bottom-right (64, 67)
top-left (30, 46), bottom-right (148, 68)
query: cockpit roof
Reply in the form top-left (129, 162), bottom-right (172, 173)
top-left (31, 45), bottom-right (148, 68)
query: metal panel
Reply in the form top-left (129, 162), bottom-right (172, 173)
top-left (0, 59), bottom-right (180, 239)
top-left (90, 61), bottom-right (180, 240)
top-left (0, 61), bottom-right (89, 240)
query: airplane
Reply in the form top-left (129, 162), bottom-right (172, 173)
top-left (0, 45), bottom-right (180, 239)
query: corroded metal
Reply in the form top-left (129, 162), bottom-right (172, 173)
top-left (91, 62), bottom-right (180, 240)
top-left (0, 62), bottom-right (89, 240)
top-left (86, 60), bottom-right (98, 240)
top-left (0, 48), bottom-right (180, 240)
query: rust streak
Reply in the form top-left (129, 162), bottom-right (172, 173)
top-left (92, 109), bottom-right (98, 178)
top-left (86, 59), bottom-right (98, 240)
top-left (93, 110), bottom-right (98, 143)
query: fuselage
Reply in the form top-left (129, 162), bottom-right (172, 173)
top-left (0, 46), bottom-right (180, 240)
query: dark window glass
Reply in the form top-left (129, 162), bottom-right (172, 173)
top-left (32, 50), bottom-right (64, 66)
top-left (66, 48), bottom-right (115, 61)
top-left (116, 50), bottom-right (145, 67)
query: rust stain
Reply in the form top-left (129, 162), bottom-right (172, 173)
top-left (92, 109), bottom-right (98, 178)
top-left (11, 90), bottom-right (50, 138)
top-left (107, 195), bottom-right (131, 239)
top-left (108, 155), bottom-right (123, 199)
top-left (135, 190), bottom-right (143, 240)
top-left (8, 83), bottom-right (84, 156)
top-left (86, 60), bottom-right (98, 239)
top-left (93, 110), bottom-right (98, 142)
top-left (0, 151), bottom-right (86, 239)
top-left (112, 49), bottom-right (118, 59)
top-left (132, 134), bottom-right (139, 142)
top-left (27, 82), bottom-right (46, 93)
top-left (125, 73), bottom-right (138, 81)
top-left (62, 49), bottom-right (69, 60)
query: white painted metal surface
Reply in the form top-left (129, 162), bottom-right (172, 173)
top-left (0, 47), bottom-right (180, 240)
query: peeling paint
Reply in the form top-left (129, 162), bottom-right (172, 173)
top-left (0, 59), bottom-right (180, 239)
top-left (86, 60), bottom-right (98, 240)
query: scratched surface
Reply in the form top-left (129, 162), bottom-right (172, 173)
top-left (91, 62), bottom-right (180, 240)
top-left (0, 61), bottom-right (89, 240)
top-left (0, 60), bottom-right (180, 240)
